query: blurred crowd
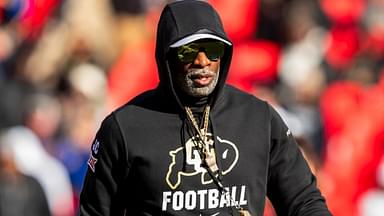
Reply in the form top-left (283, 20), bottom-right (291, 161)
top-left (0, 0), bottom-right (383, 215)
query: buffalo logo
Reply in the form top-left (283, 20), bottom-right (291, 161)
top-left (166, 134), bottom-right (239, 190)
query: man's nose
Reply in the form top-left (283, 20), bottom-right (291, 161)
top-left (193, 51), bottom-right (210, 67)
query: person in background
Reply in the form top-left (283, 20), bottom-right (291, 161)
top-left (0, 129), bottom-right (51, 216)
top-left (0, 126), bottom-right (75, 216)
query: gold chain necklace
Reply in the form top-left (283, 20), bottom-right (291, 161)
top-left (185, 105), bottom-right (210, 142)
top-left (185, 106), bottom-right (251, 216)
top-left (185, 105), bottom-right (218, 172)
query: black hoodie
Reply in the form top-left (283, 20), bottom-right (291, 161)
top-left (79, 1), bottom-right (332, 215)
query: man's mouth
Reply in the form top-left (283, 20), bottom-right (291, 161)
top-left (190, 74), bottom-right (214, 87)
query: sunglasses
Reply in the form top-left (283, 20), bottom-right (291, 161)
top-left (176, 41), bottom-right (225, 63)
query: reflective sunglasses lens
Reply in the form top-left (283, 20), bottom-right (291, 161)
top-left (204, 42), bottom-right (225, 61)
top-left (177, 41), bottom-right (225, 63)
top-left (177, 44), bottom-right (198, 62)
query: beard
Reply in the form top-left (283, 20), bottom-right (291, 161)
top-left (174, 67), bottom-right (220, 97)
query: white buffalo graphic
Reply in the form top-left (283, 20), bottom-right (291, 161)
top-left (166, 135), bottom-right (239, 190)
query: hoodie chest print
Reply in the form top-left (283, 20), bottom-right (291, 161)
top-left (162, 135), bottom-right (248, 212)
top-left (165, 134), bottom-right (239, 189)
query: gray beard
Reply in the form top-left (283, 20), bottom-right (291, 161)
top-left (174, 67), bottom-right (220, 97)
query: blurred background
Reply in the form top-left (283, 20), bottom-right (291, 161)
top-left (0, 0), bottom-right (383, 215)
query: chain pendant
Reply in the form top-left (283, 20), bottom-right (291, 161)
top-left (199, 128), bottom-right (218, 172)
top-left (205, 150), bottom-right (219, 172)
top-left (238, 209), bottom-right (252, 216)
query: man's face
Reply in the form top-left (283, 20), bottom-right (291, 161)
top-left (172, 40), bottom-right (224, 97)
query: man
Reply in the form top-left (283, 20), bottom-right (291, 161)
top-left (79, 1), bottom-right (332, 215)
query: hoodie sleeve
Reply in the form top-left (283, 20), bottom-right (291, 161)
top-left (266, 105), bottom-right (331, 216)
top-left (79, 113), bottom-right (129, 216)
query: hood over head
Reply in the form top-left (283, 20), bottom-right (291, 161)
top-left (155, 0), bottom-right (233, 110)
